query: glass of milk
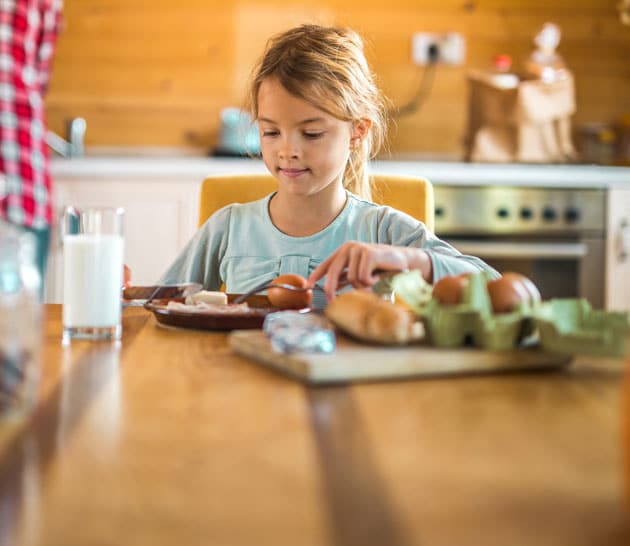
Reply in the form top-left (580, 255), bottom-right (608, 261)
top-left (62, 207), bottom-right (125, 342)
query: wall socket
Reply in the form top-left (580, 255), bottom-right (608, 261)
top-left (411, 32), bottom-right (465, 65)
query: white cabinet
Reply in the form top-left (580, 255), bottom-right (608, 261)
top-left (605, 188), bottom-right (630, 311)
top-left (44, 177), bottom-right (201, 303)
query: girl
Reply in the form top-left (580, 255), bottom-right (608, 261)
top-left (160, 24), bottom-right (496, 306)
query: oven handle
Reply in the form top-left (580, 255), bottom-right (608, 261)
top-left (449, 240), bottom-right (588, 259)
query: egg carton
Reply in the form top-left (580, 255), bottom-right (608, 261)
top-left (533, 299), bottom-right (628, 357)
top-left (419, 272), bottom-right (537, 350)
top-left (392, 271), bottom-right (628, 355)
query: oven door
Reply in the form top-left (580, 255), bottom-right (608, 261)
top-left (446, 236), bottom-right (605, 308)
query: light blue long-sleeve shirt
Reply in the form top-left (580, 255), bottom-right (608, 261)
top-left (160, 191), bottom-right (497, 307)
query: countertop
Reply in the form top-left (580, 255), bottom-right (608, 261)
top-left (50, 152), bottom-right (630, 189)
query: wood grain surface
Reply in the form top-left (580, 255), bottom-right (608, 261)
top-left (1, 305), bottom-right (629, 546)
top-left (47, 1), bottom-right (630, 156)
top-left (229, 330), bottom-right (572, 384)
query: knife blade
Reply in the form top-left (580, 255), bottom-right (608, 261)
top-left (122, 283), bottom-right (203, 301)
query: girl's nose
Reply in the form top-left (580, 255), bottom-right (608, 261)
top-left (278, 136), bottom-right (299, 159)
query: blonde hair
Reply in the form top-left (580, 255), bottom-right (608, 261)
top-left (246, 24), bottom-right (387, 200)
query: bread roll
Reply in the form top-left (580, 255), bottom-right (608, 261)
top-left (325, 291), bottom-right (423, 345)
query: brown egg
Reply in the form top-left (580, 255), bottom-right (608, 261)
top-left (432, 274), bottom-right (470, 305)
top-left (267, 274), bottom-right (313, 309)
top-left (501, 272), bottom-right (541, 304)
top-left (487, 275), bottom-right (531, 313)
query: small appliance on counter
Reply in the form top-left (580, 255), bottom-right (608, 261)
top-left (212, 107), bottom-right (260, 157)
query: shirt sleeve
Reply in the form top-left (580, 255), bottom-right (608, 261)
top-left (376, 207), bottom-right (500, 280)
top-left (159, 206), bottom-right (232, 289)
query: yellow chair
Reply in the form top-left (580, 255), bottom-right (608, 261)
top-left (198, 173), bottom-right (434, 230)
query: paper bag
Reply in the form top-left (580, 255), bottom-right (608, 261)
top-left (465, 71), bottom-right (576, 163)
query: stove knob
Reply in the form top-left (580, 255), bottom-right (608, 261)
top-left (435, 206), bottom-right (445, 218)
top-left (519, 207), bottom-right (533, 220)
top-left (496, 207), bottom-right (510, 219)
top-left (542, 206), bottom-right (557, 222)
top-left (565, 207), bottom-right (580, 223)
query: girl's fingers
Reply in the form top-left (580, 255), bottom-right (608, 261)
top-left (323, 251), bottom-right (349, 299)
top-left (309, 242), bottom-right (411, 300)
top-left (357, 250), bottom-right (377, 286)
top-left (307, 252), bottom-right (336, 287)
top-left (344, 245), bottom-right (363, 286)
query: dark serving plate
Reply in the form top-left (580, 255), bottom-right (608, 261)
top-left (144, 295), bottom-right (278, 331)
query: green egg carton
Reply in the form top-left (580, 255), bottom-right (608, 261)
top-left (423, 300), bottom-right (529, 350)
top-left (423, 272), bottom-right (536, 350)
top-left (393, 271), bottom-right (536, 351)
top-left (534, 299), bottom-right (629, 357)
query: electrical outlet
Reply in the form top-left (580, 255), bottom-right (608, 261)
top-left (411, 32), bottom-right (465, 65)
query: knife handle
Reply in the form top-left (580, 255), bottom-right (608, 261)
top-left (122, 284), bottom-right (202, 300)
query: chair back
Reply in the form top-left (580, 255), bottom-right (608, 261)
top-left (198, 173), bottom-right (434, 230)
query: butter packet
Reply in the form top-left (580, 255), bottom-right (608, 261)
top-left (263, 311), bottom-right (335, 354)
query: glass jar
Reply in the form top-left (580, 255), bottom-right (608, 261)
top-left (576, 123), bottom-right (617, 165)
top-left (0, 220), bottom-right (42, 421)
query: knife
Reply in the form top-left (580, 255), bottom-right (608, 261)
top-left (122, 283), bottom-right (203, 301)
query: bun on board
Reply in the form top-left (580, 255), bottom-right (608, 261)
top-left (325, 290), bottom-right (423, 345)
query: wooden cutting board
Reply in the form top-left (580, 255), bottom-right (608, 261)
top-left (228, 330), bottom-right (573, 384)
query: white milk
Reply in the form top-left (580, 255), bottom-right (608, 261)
top-left (62, 234), bottom-right (124, 328)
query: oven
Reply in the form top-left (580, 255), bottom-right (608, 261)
top-left (433, 186), bottom-right (606, 308)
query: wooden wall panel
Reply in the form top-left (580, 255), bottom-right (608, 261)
top-left (45, 0), bottom-right (630, 158)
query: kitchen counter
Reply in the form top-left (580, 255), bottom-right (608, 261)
top-left (45, 152), bottom-right (630, 308)
top-left (50, 154), bottom-right (630, 188)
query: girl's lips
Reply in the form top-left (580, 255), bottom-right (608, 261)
top-left (279, 168), bottom-right (308, 179)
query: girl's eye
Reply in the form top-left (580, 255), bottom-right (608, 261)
top-left (261, 130), bottom-right (279, 137)
top-left (304, 132), bottom-right (324, 139)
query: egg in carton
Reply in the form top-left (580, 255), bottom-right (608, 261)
top-left (392, 271), bottom-right (539, 350)
top-left (425, 272), bottom-right (540, 350)
top-left (392, 271), bottom-right (629, 356)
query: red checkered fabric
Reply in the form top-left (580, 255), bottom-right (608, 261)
top-left (0, 0), bottom-right (62, 229)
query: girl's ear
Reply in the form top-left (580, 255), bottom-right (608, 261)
top-left (350, 118), bottom-right (372, 149)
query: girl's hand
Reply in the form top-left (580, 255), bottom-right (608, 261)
top-left (307, 241), bottom-right (432, 301)
top-left (123, 264), bottom-right (132, 289)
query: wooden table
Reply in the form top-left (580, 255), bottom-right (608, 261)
top-left (1, 304), bottom-right (629, 546)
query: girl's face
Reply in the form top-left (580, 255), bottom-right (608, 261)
top-left (256, 78), bottom-right (367, 198)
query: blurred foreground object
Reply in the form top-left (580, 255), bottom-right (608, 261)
top-left (0, 0), bottom-right (63, 284)
top-left (625, 362), bottom-right (630, 510)
top-left (0, 220), bottom-right (42, 421)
